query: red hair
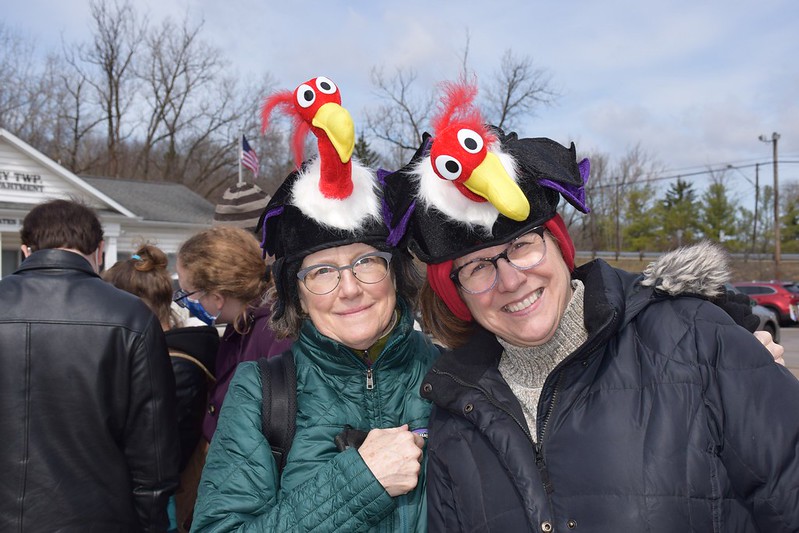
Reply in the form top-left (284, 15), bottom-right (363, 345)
top-left (426, 214), bottom-right (575, 322)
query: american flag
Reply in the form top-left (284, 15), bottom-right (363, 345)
top-left (241, 135), bottom-right (259, 176)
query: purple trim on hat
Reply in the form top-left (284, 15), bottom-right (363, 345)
top-left (377, 167), bottom-right (414, 247)
top-left (578, 157), bottom-right (591, 183)
top-left (539, 157), bottom-right (591, 214)
top-left (386, 200), bottom-right (416, 247)
top-left (260, 205), bottom-right (285, 252)
top-left (539, 178), bottom-right (588, 213)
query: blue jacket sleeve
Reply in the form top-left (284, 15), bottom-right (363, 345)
top-left (695, 308), bottom-right (799, 530)
top-left (191, 362), bottom-right (395, 532)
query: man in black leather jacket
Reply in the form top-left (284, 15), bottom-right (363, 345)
top-left (0, 199), bottom-right (180, 532)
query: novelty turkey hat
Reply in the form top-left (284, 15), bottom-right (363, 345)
top-left (255, 76), bottom-right (389, 319)
top-left (381, 79), bottom-right (590, 321)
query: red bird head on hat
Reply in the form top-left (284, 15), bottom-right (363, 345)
top-left (418, 79), bottom-right (530, 229)
top-left (262, 76), bottom-right (356, 200)
top-left (259, 76), bottom-right (380, 233)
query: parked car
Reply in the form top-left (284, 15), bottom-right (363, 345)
top-left (731, 281), bottom-right (799, 326)
top-left (725, 284), bottom-right (781, 342)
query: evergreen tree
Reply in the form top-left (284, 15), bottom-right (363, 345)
top-left (353, 131), bottom-right (382, 169)
top-left (755, 186), bottom-right (775, 255)
top-left (622, 184), bottom-right (659, 252)
top-left (654, 178), bottom-right (701, 250)
top-left (699, 177), bottom-right (741, 250)
top-left (780, 183), bottom-right (799, 253)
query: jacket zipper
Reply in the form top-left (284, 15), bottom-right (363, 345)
top-left (366, 367), bottom-right (374, 390)
top-left (534, 309), bottom-right (621, 494)
top-left (534, 371), bottom-right (564, 494)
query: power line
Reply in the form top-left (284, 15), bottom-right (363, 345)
top-left (590, 159), bottom-right (799, 190)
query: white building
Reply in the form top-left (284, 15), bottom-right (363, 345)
top-left (0, 128), bottom-right (215, 278)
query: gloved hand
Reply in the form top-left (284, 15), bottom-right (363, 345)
top-left (334, 425), bottom-right (369, 451)
top-left (711, 290), bottom-right (760, 333)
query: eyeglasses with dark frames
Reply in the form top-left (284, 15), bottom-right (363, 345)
top-left (297, 251), bottom-right (393, 295)
top-left (450, 227), bottom-right (547, 294)
top-left (173, 288), bottom-right (202, 309)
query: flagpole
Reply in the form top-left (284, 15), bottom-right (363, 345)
top-left (238, 131), bottom-right (243, 185)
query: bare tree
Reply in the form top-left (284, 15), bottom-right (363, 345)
top-left (137, 16), bottom-right (221, 179)
top-left (77, 0), bottom-right (145, 176)
top-left (48, 52), bottom-right (105, 172)
top-left (482, 50), bottom-right (557, 131)
top-left (0, 23), bottom-right (34, 128)
top-left (0, 23), bottom-right (57, 146)
top-left (364, 67), bottom-right (436, 167)
top-left (365, 42), bottom-right (557, 168)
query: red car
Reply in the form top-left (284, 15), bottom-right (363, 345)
top-left (732, 281), bottom-right (799, 325)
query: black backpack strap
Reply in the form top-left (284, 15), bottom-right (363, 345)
top-left (257, 350), bottom-right (297, 478)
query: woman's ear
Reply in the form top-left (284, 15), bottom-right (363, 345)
top-left (207, 292), bottom-right (225, 314)
top-left (298, 291), bottom-right (308, 314)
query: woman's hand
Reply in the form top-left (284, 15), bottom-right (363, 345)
top-left (754, 330), bottom-right (785, 366)
top-left (358, 424), bottom-right (424, 497)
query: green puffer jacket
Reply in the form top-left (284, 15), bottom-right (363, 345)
top-left (192, 302), bottom-right (438, 532)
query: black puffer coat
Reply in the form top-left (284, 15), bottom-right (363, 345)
top-left (423, 252), bottom-right (799, 532)
top-left (0, 250), bottom-right (180, 532)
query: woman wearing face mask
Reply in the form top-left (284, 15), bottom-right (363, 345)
top-left (382, 80), bottom-right (799, 532)
top-left (191, 77), bottom-right (439, 532)
top-left (175, 225), bottom-right (293, 448)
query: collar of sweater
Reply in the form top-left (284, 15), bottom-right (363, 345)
top-left (497, 279), bottom-right (588, 390)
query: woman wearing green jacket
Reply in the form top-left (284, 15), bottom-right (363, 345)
top-left (191, 77), bottom-right (438, 532)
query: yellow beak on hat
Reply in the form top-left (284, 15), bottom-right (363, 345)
top-left (312, 102), bottom-right (355, 164)
top-left (463, 152), bottom-right (530, 221)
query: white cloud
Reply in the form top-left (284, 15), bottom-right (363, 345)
top-left (3, 0), bottom-right (798, 180)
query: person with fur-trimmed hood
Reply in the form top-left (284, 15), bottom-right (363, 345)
top-left (382, 79), bottom-right (799, 532)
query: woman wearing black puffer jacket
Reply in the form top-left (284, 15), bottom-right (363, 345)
top-left (381, 84), bottom-right (799, 532)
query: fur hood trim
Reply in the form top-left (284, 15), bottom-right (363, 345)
top-left (640, 241), bottom-right (730, 298)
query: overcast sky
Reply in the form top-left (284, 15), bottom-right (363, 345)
top-left (5, 0), bottom-right (798, 203)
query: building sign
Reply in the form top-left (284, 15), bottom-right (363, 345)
top-left (0, 170), bottom-right (44, 193)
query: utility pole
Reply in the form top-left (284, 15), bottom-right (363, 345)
top-left (727, 164), bottom-right (759, 255)
top-left (759, 132), bottom-right (780, 279)
top-left (754, 163), bottom-right (759, 255)
top-left (614, 179), bottom-right (621, 260)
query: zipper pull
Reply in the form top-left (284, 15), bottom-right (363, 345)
top-left (366, 368), bottom-right (374, 390)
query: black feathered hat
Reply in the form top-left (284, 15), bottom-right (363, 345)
top-left (383, 128), bottom-right (589, 264)
top-left (254, 76), bottom-right (390, 319)
top-left (380, 79), bottom-right (590, 322)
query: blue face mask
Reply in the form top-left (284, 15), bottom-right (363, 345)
top-left (184, 297), bottom-right (219, 326)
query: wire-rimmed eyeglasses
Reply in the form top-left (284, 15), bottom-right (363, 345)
top-left (297, 251), bottom-right (393, 295)
top-left (450, 227), bottom-right (547, 294)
